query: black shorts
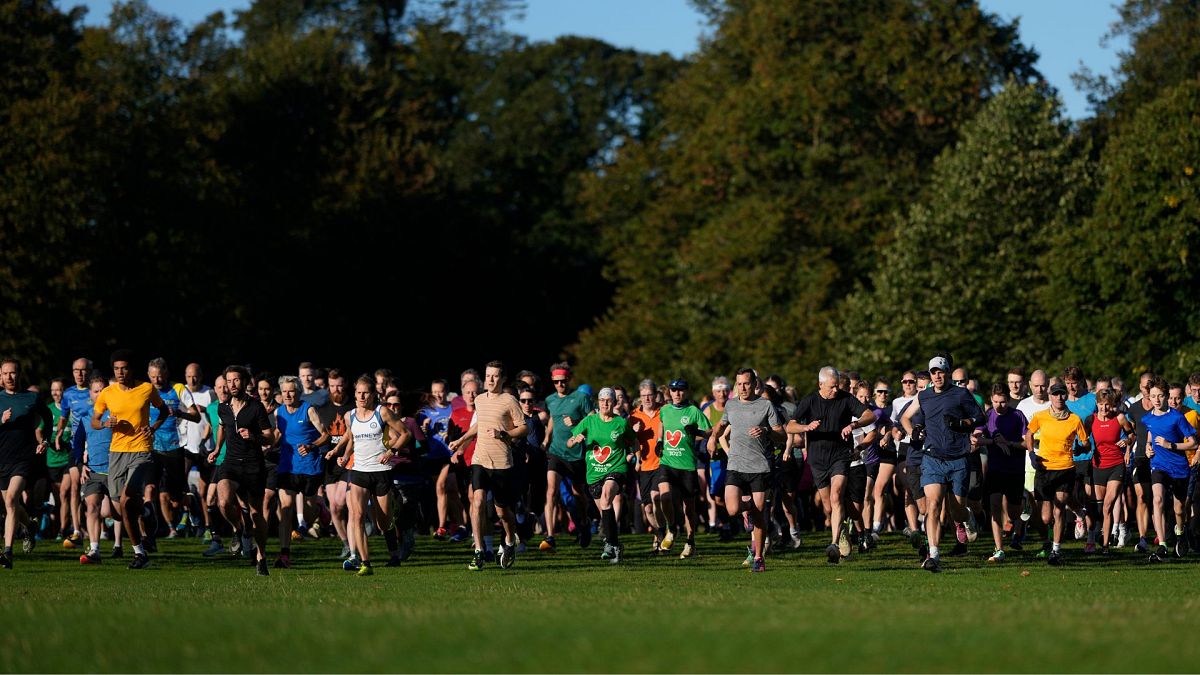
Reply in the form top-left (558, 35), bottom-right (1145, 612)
top-left (876, 443), bottom-right (899, 465)
top-left (587, 472), bottom-right (626, 500)
top-left (264, 461), bottom-right (280, 491)
top-left (638, 467), bottom-right (664, 504)
top-left (422, 454), bottom-right (452, 480)
top-left (0, 461), bottom-right (31, 490)
top-left (349, 469), bottom-right (393, 497)
top-left (217, 457), bottom-right (266, 503)
top-left (152, 449), bottom-right (187, 496)
top-left (547, 455), bottom-right (586, 484)
top-left (324, 454), bottom-right (347, 485)
top-left (1092, 463), bottom-right (1125, 486)
top-left (778, 454), bottom-right (804, 491)
top-left (46, 464), bottom-right (71, 484)
top-left (867, 462), bottom-right (880, 481)
top-left (727, 470), bottom-right (770, 494)
top-left (1035, 467), bottom-right (1075, 500)
top-left (1131, 457), bottom-right (1152, 486)
top-left (185, 452), bottom-right (214, 483)
top-left (808, 449), bottom-right (850, 490)
top-left (984, 470), bottom-right (1024, 502)
top-left (1151, 470), bottom-right (1189, 499)
top-left (278, 472), bottom-right (323, 497)
top-left (905, 462), bottom-right (924, 500)
top-left (470, 465), bottom-right (516, 508)
top-left (845, 464), bottom-right (867, 504)
top-left (1073, 459), bottom-right (1093, 487)
top-left (661, 465), bottom-right (699, 498)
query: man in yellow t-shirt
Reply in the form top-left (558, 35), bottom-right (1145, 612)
top-left (1025, 382), bottom-right (1087, 566)
top-left (92, 349), bottom-right (169, 570)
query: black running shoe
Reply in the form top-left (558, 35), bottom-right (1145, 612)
top-left (950, 542), bottom-right (969, 557)
top-left (142, 536), bottom-right (157, 554)
top-left (385, 555), bottom-right (402, 567)
top-left (0, 552), bottom-right (12, 569)
top-left (128, 552), bottom-right (150, 570)
top-left (579, 524), bottom-right (592, 549)
top-left (256, 559), bottom-right (269, 576)
top-left (921, 556), bottom-right (941, 573)
top-left (1047, 550), bottom-right (1064, 566)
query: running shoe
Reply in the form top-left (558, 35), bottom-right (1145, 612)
top-left (338, 541), bottom-right (352, 559)
top-left (949, 542), bottom-right (968, 557)
top-left (0, 552), bottom-right (11, 569)
top-left (858, 539), bottom-right (870, 554)
top-left (128, 552), bottom-right (150, 570)
top-left (869, 531), bottom-right (881, 548)
top-left (448, 527), bottom-right (469, 544)
top-left (256, 559), bottom-right (270, 576)
top-left (1148, 551), bottom-right (1164, 563)
top-left (908, 528), bottom-right (924, 550)
top-left (111, 545), bottom-right (123, 559)
top-left (483, 549), bottom-right (496, 563)
top-left (610, 544), bottom-right (623, 565)
top-left (743, 545), bottom-right (754, 567)
top-left (467, 550), bottom-right (484, 571)
top-left (203, 540), bottom-right (226, 557)
top-left (1100, 545), bottom-right (1111, 556)
top-left (239, 536), bottom-right (253, 559)
top-left (434, 527), bottom-right (449, 540)
top-left (918, 543), bottom-right (929, 562)
top-left (290, 530), bottom-right (302, 542)
top-left (1176, 536), bottom-right (1189, 558)
top-left (902, 526), bottom-right (913, 539)
top-left (1073, 518), bottom-right (1085, 540)
top-left (826, 543), bottom-right (841, 565)
top-left (22, 520), bottom-right (36, 553)
top-left (273, 553), bottom-right (291, 569)
top-left (1047, 550), bottom-right (1064, 566)
top-left (1116, 524), bottom-right (1128, 548)
top-left (679, 542), bottom-right (695, 560)
top-left (398, 528), bottom-right (416, 561)
top-left (600, 543), bottom-right (614, 560)
top-left (142, 536), bottom-right (157, 553)
top-left (987, 549), bottom-right (1006, 563)
top-left (80, 550), bottom-right (102, 565)
top-left (1084, 542), bottom-right (1097, 554)
top-left (342, 556), bottom-right (361, 571)
top-left (660, 530), bottom-right (675, 551)
top-left (964, 512), bottom-right (979, 543)
top-left (1035, 548), bottom-right (1049, 560)
top-left (751, 557), bottom-right (766, 573)
top-left (539, 536), bottom-right (557, 553)
top-left (837, 530), bottom-right (851, 559)
top-left (499, 542), bottom-right (516, 569)
top-left (1157, 544), bottom-right (1169, 559)
top-left (790, 529), bottom-right (804, 549)
top-left (202, 529), bottom-right (213, 544)
top-left (355, 563), bottom-right (373, 577)
top-left (229, 536), bottom-right (243, 558)
top-left (306, 524), bottom-right (321, 540)
top-left (385, 555), bottom-right (402, 567)
top-left (1136, 538), bottom-right (1150, 554)
top-left (63, 532), bottom-right (82, 549)
top-left (921, 556), bottom-right (941, 573)
top-left (1010, 529), bottom-right (1025, 551)
top-left (955, 522), bottom-right (968, 545)
top-left (579, 522), bottom-right (593, 548)
top-left (651, 536), bottom-right (660, 553)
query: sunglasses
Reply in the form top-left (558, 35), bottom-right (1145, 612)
top-left (519, 398), bottom-right (534, 404)
top-left (385, 401), bottom-right (401, 407)
top-left (875, 389), bottom-right (889, 394)
top-left (552, 380), bottom-right (567, 385)
top-left (901, 379), bottom-right (916, 385)
top-left (1050, 392), bottom-right (1067, 398)
top-left (953, 379), bottom-right (968, 385)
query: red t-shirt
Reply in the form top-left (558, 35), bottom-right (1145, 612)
top-left (449, 407), bottom-right (477, 465)
top-left (1089, 415), bottom-right (1124, 469)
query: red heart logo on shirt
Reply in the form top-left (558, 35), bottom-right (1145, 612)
top-left (593, 446), bottom-right (612, 463)
top-left (665, 430), bottom-right (683, 447)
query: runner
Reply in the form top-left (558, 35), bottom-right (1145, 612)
top-left (709, 369), bottom-right (784, 571)
top-left (846, 382), bottom-right (879, 554)
top-left (92, 350), bottom-right (171, 570)
top-left (298, 362), bottom-right (329, 407)
top-left (79, 375), bottom-right (119, 564)
top-left (0, 358), bottom-right (52, 568)
top-left (273, 375), bottom-right (329, 568)
top-left (340, 376), bottom-right (411, 576)
top-left (788, 367), bottom-right (875, 564)
top-left (1062, 366), bottom-right (1099, 550)
top-left (417, 379), bottom-right (462, 539)
top-left (202, 374), bottom-right (230, 557)
top-left (1025, 381), bottom-right (1088, 566)
top-left (868, 378), bottom-right (896, 543)
top-left (254, 373), bottom-right (281, 548)
top-left (145, 358), bottom-right (201, 547)
top-left (899, 354), bottom-right (980, 573)
top-left (631, 380), bottom-right (667, 549)
top-left (1006, 368), bottom-right (1027, 409)
top-left (1142, 378), bottom-right (1197, 562)
top-left (978, 384), bottom-right (1028, 562)
top-left (210, 365), bottom-right (276, 576)
top-left (179, 364), bottom-right (215, 540)
top-left (56, 358), bottom-right (94, 547)
top-left (568, 387), bottom-right (637, 564)
top-left (318, 369), bottom-right (354, 558)
top-left (1087, 387), bottom-right (1133, 554)
top-left (657, 378), bottom-right (712, 556)
top-left (540, 363), bottom-right (593, 552)
top-left (701, 377), bottom-right (730, 539)
top-left (1124, 371), bottom-right (1156, 552)
top-left (46, 379), bottom-right (80, 543)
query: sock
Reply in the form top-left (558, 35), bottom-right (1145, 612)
top-left (3, 546), bottom-right (11, 555)
top-left (483, 535), bottom-right (494, 552)
top-left (384, 529), bottom-right (398, 555)
top-left (873, 521), bottom-right (882, 533)
top-left (89, 542), bottom-right (99, 554)
top-left (1052, 541), bottom-right (1061, 552)
top-left (602, 509), bottom-right (619, 546)
top-left (929, 545), bottom-right (939, 558)
top-left (133, 544), bottom-right (145, 555)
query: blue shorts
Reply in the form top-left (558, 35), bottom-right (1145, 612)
top-left (920, 455), bottom-right (969, 497)
top-left (708, 459), bottom-right (726, 497)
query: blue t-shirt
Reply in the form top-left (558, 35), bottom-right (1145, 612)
top-left (62, 384), bottom-right (93, 458)
top-left (148, 385), bottom-right (188, 452)
top-left (301, 388), bottom-right (329, 408)
top-left (917, 386), bottom-right (983, 460)
top-left (1066, 393), bottom-right (1098, 460)
top-left (85, 409), bottom-right (113, 473)
top-left (1143, 408), bottom-right (1196, 479)
top-left (1185, 396), bottom-right (1200, 415)
top-left (417, 404), bottom-right (453, 458)
top-left (277, 401), bottom-right (322, 475)
top-left (900, 401), bottom-right (926, 467)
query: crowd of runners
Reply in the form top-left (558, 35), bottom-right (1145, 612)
top-left (2, 350), bottom-right (1198, 574)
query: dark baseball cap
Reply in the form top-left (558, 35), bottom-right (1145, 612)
top-left (1049, 382), bottom-right (1068, 396)
top-left (668, 379), bottom-right (689, 390)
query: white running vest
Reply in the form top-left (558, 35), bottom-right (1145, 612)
top-left (350, 406), bottom-right (390, 472)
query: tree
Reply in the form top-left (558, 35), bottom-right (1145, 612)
top-left (570, 0), bottom-right (1040, 386)
top-left (1040, 80), bottom-right (1200, 379)
top-left (833, 82), bottom-right (1092, 383)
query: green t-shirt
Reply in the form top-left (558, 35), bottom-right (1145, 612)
top-left (659, 404), bottom-right (711, 470)
top-left (46, 402), bottom-right (71, 468)
top-left (575, 413), bottom-right (633, 484)
top-left (206, 400), bottom-right (227, 465)
top-left (546, 389), bottom-right (593, 461)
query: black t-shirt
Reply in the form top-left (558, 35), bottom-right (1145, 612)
top-left (217, 397), bottom-right (273, 462)
top-left (316, 399), bottom-right (352, 449)
top-left (791, 390), bottom-right (869, 455)
top-left (1126, 400), bottom-right (1154, 459)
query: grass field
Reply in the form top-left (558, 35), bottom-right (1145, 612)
top-left (3, 530), bottom-right (1200, 673)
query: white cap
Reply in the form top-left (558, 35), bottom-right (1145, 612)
top-left (928, 356), bottom-right (950, 373)
top-left (598, 387), bottom-right (615, 400)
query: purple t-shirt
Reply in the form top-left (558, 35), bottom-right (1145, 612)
top-left (861, 405), bottom-right (892, 465)
top-left (985, 408), bottom-right (1028, 474)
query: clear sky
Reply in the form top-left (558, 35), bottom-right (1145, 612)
top-left (66, 0), bottom-right (1128, 120)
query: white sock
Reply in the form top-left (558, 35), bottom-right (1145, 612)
top-left (1052, 542), bottom-right (1061, 552)
top-left (133, 544), bottom-right (145, 555)
top-left (89, 542), bottom-right (99, 554)
top-left (929, 545), bottom-right (939, 558)
top-left (872, 521), bottom-right (882, 533)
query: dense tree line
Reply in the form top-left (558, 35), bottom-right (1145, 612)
top-left (1, 0), bottom-right (1197, 388)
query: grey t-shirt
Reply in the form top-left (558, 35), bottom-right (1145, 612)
top-left (723, 396), bottom-right (783, 474)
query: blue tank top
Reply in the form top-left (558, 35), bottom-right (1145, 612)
top-left (148, 386), bottom-right (184, 452)
top-left (277, 401), bottom-right (322, 475)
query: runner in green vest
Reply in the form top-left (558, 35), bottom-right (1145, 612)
top-left (657, 379), bottom-right (711, 556)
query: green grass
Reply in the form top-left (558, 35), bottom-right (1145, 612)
top-left (3, 530), bottom-right (1199, 673)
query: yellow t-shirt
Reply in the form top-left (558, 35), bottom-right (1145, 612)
top-left (1028, 409), bottom-right (1087, 471)
top-left (1185, 409), bottom-right (1200, 464)
top-left (94, 382), bottom-right (163, 453)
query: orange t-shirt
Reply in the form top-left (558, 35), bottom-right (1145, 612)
top-left (631, 407), bottom-right (663, 472)
top-left (95, 382), bottom-right (163, 453)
